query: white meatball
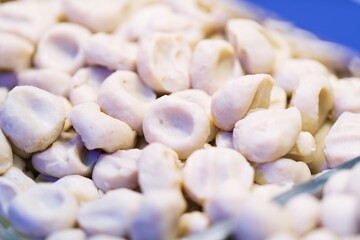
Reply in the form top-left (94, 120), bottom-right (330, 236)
top-left (255, 158), bottom-right (311, 187)
top-left (97, 70), bottom-right (156, 135)
top-left (54, 175), bottom-right (99, 204)
top-left (2, 167), bottom-right (36, 191)
top-left (191, 39), bottom-right (243, 95)
top-left (34, 23), bottom-right (91, 74)
top-left (0, 32), bottom-right (34, 71)
top-left (130, 190), bottom-right (186, 240)
top-left (115, 4), bottom-right (204, 46)
top-left (8, 184), bottom-right (78, 237)
top-left (92, 149), bottom-right (141, 192)
top-left (171, 89), bottom-right (218, 141)
top-left (138, 143), bottom-right (182, 193)
top-left (69, 102), bottom-right (136, 152)
top-left (78, 188), bottom-right (143, 237)
top-left (137, 33), bottom-right (192, 93)
top-left (211, 74), bottom-right (274, 131)
top-left (324, 112), bottom-right (360, 168)
top-left (233, 107), bottom-right (302, 163)
top-left (143, 95), bottom-right (210, 159)
top-left (32, 135), bottom-right (100, 178)
top-left (0, 0), bottom-right (61, 43)
top-left (183, 147), bottom-right (254, 205)
top-left (69, 66), bottom-right (112, 106)
top-left (290, 74), bottom-right (334, 134)
top-left (17, 68), bottom-right (72, 97)
top-left (84, 33), bottom-right (137, 71)
top-left (64, 0), bottom-right (129, 32)
top-left (226, 19), bottom-right (276, 74)
top-left (0, 86), bottom-right (66, 153)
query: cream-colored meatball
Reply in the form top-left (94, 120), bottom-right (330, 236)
top-left (17, 68), bottom-right (72, 97)
top-left (32, 135), bottom-right (99, 178)
top-left (287, 131), bottom-right (316, 160)
top-left (53, 175), bottom-right (99, 204)
top-left (215, 131), bottom-right (234, 149)
top-left (323, 170), bottom-right (350, 196)
top-left (255, 158), bottom-right (311, 187)
top-left (34, 23), bottom-right (91, 74)
top-left (92, 149), bottom-right (141, 192)
top-left (137, 33), bottom-right (192, 93)
top-left (191, 39), bottom-right (243, 95)
top-left (138, 143), bottom-right (182, 193)
top-left (178, 211), bottom-right (210, 237)
top-left (64, 0), bottom-right (129, 32)
top-left (269, 85), bottom-right (287, 109)
top-left (233, 199), bottom-right (291, 240)
top-left (69, 66), bottom-right (112, 106)
top-left (115, 4), bottom-right (204, 46)
top-left (69, 102), bottom-right (136, 152)
top-left (273, 59), bottom-right (329, 96)
top-left (290, 74), bottom-right (334, 134)
top-left (143, 95), bottom-right (210, 159)
top-left (46, 228), bottom-right (86, 240)
top-left (183, 147), bottom-right (254, 205)
top-left (85, 33), bottom-right (137, 71)
top-left (130, 190), bottom-right (186, 240)
top-left (8, 183), bottom-right (78, 237)
top-left (321, 194), bottom-right (359, 236)
top-left (97, 70), bottom-right (156, 135)
top-left (0, 129), bottom-right (12, 174)
top-left (78, 188), bottom-right (143, 237)
top-left (0, 0), bottom-right (61, 43)
top-left (0, 32), bottom-right (34, 71)
top-left (0, 178), bottom-right (19, 217)
top-left (226, 19), bottom-right (276, 74)
top-left (233, 107), bottom-right (302, 163)
top-left (332, 78), bottom-right (360, 118)
top-left (204, 181), bottom-right (249, 222)
top-left (0, 86), bottom-right (66, 153)
top-left (211, 74), bottom-right (274, 131)
top-left (324, 112), bottom-right (360, 168)
top-left (285, 194), bottom-right (321, 236)
top-left (2, 167), bottom-right (36, 191)
top-left (305, 121), bottom-right (332, 173)
top-left (171, 89), bottom-right (217, 141)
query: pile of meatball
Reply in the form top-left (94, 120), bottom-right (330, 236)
top-left (0, 0), bottom-right (360, 239)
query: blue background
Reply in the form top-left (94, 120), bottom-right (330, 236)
top-left (242, 0), bottom-right (360, 54)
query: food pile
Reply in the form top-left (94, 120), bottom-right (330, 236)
top-left (0, 0), bottom-right (360, 239)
